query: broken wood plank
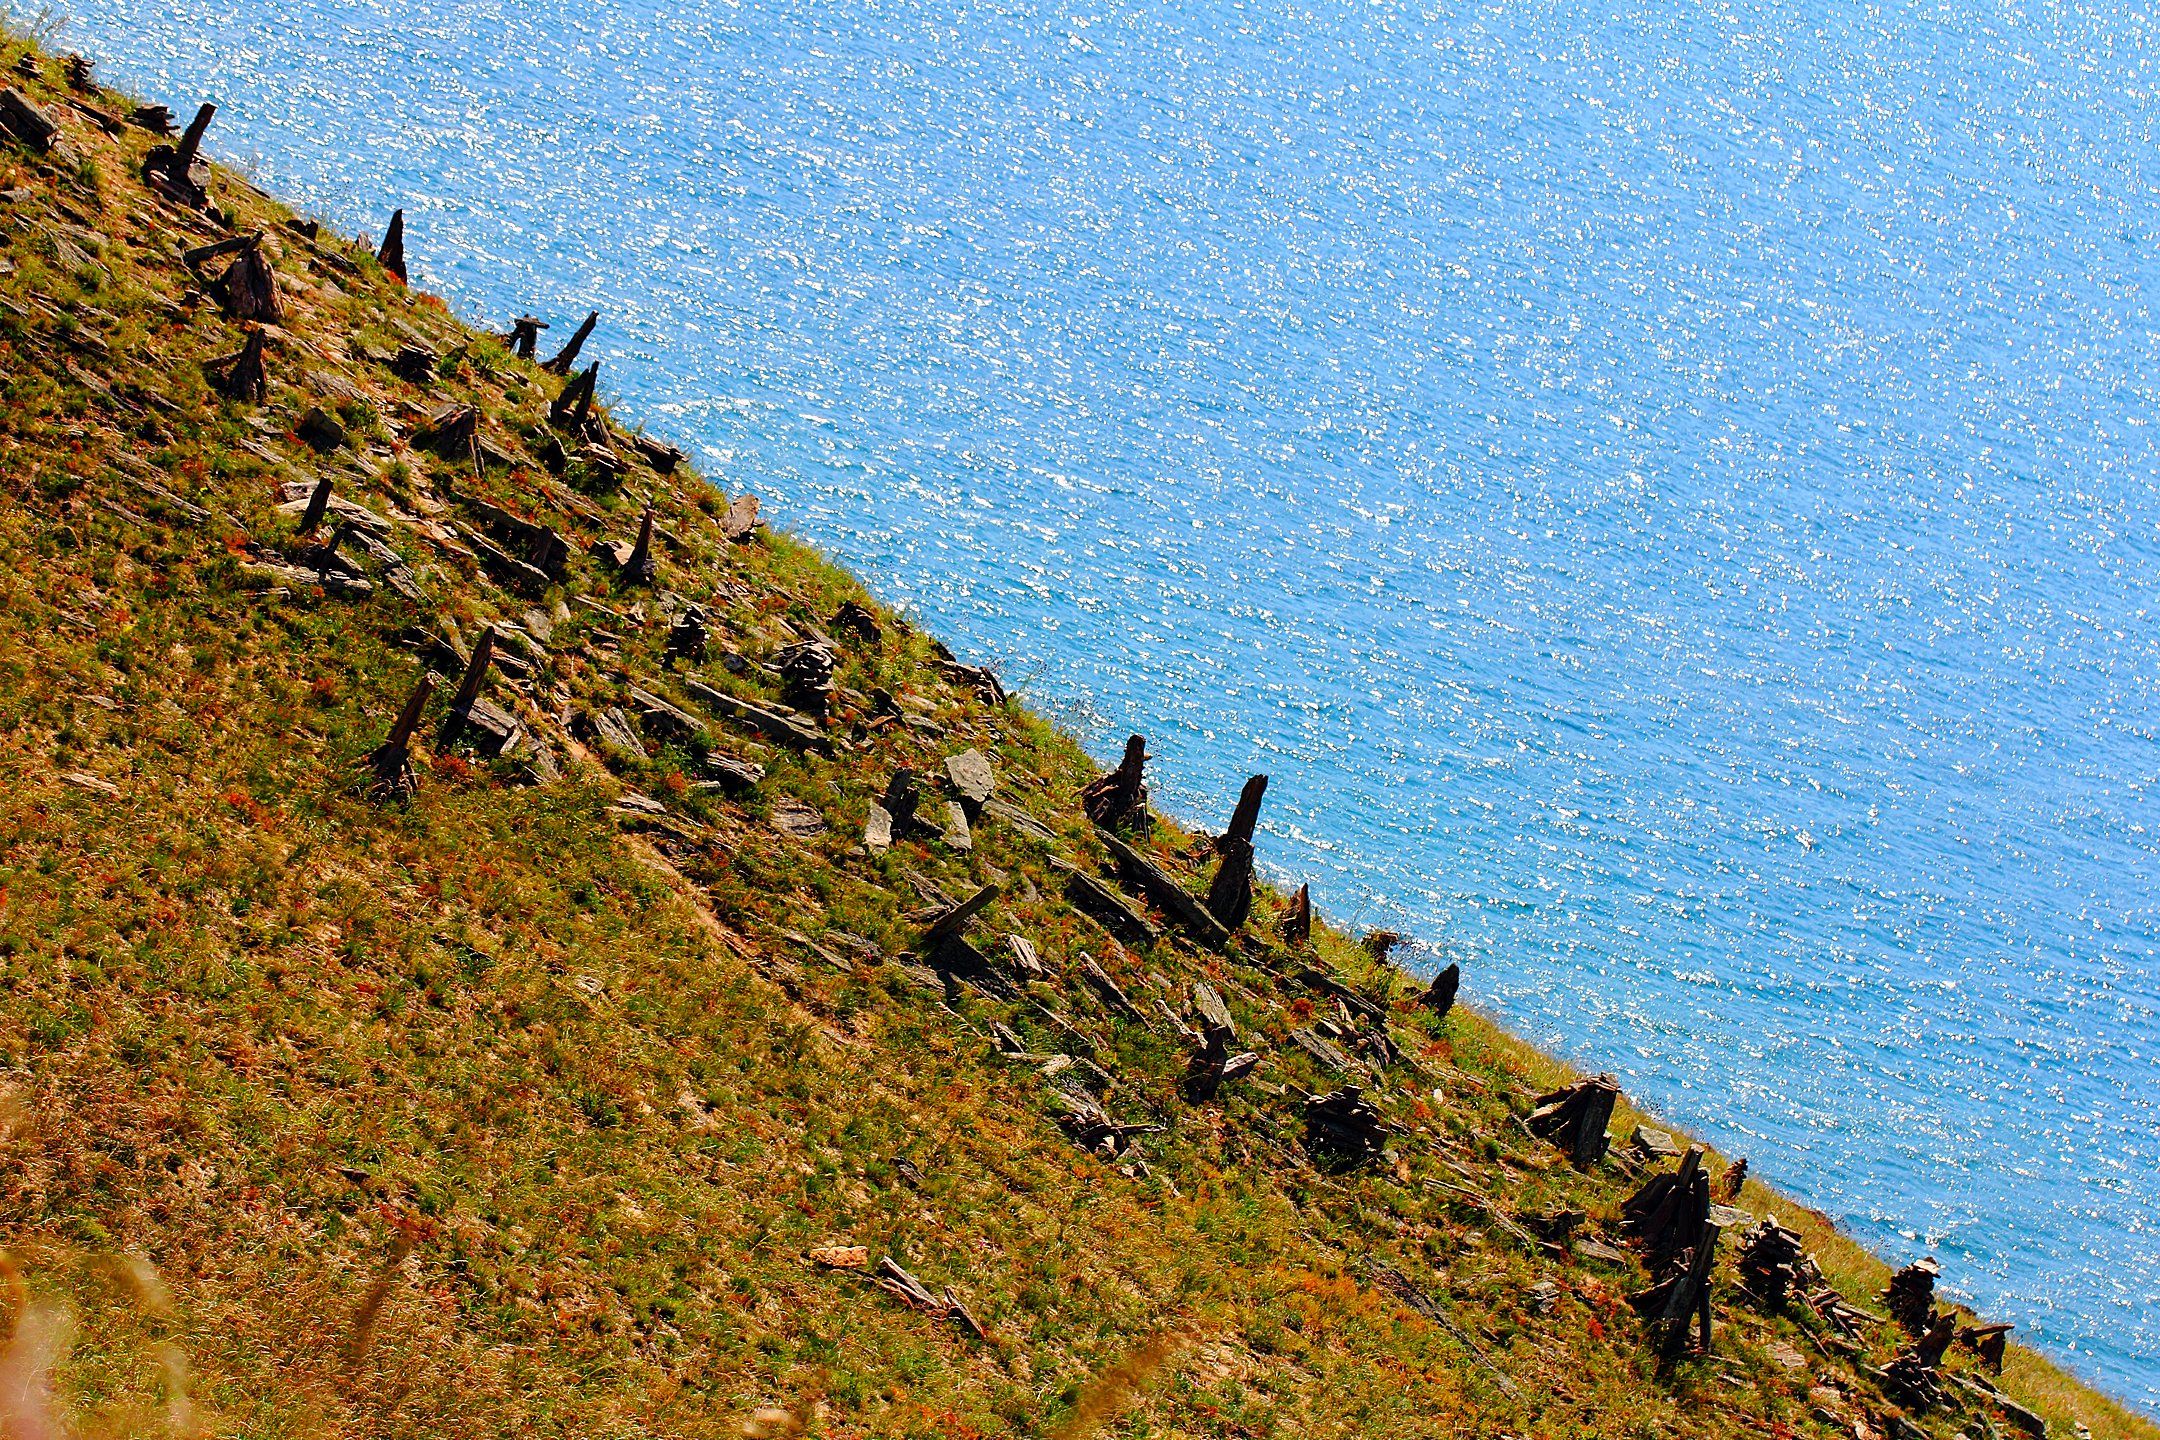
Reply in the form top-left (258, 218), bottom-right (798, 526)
top-left (1081, 734), bottom-right (1150, 831)
top-left (1094, 827), bottom-right (1231, 948)
top-left (918, 882), bottom-right (1001, 949)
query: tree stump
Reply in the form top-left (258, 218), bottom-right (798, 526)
top-left (363, 672), bottom-right (436, 798)
top-left (412, 404), bottom-right (479, 460)
top-left (1524, 1075), bottom-right (1620, 1167)
top-left (774, 639), bottom-right (837, 721)
top-left (549, 362), bottom-right (598, 430)
top-left (1629, 1221), bottom-right (1725, 1365)
top-left (1221, 773), bottom-right (1267, 850)
top-left (1204, 833), bottom-right (1254, 931)
top-left (1421, 961), bottom-right (1460, 1020)
top-left (206, 238), bottom-right (283, 324)
top-left (204, 328), bottom-right (267, 404)
top-left (1081, 734), bottom-right (1149, 832)
top-left (541, 310), bottom-right (597, 374)
top-left (1304, 1086), bottom-right (1390, 1170)
top-left (1734, 1217), bottom-right (1819, 1311)
top-left (502, 315), bottom-right (546, 358)
top-left (439, 628), bottom-right (497, 739)
top-left (1623, 1144), bottom-right (1709, 1265)
top-left (377, 208), bottom-right (406, 282)
top-left (1883, 1258), bottom-right (1940, 1336)
top-left (830, 599), bottom-right (881, 645)
top-left (1280, 882), bottom-right (1312, 947)
top-left (1960, 1322), bottom-right (2012, 1374)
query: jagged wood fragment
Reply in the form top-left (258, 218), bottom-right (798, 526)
top-left (377, 207), bottom-right (406, 281)
top-left (1094, 827), bottom-right (1230, 948)
top-left (541, 309), bottom-right (597, 374)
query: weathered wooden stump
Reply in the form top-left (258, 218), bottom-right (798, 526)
top-left (1421, 961), bottom-right (1460, 1020)
top-left (1623, 1144), bottom-right (1709, 1265)
top-left (363, 672), bottom-right (436, 798)
top-left (1221, 773), bottom-right (1267, 850)
top-left (1525, 1075), bottom-right (1620, 1167)
top-left (1204, 834), bottom-right (1254, 931)
top-left (1081, 734), bottom-right (1150, 832)
top-left (61, 54), bottom-right (92, 92)
top-left (0, 87), bottom-right (59, 152)
top-left (1629, 1220), bottom-right (1725, 1365)
top-left (204, 328), bottom-right (267, 404)
top-left (830, 599), bottom-right (881, 645)
top-left (1960, 1322), bottom-right (2012, 1374)
top-left (1883, 1258), bottom-right (1940, 1336)
top-left (1182, 981), bottom-right (1257, 1101)
top-left (438, 628), bottom-right (521, 755)
top-left (592, 503), bottom-right (657, 586)
top-left (541, 310), bottom-right (597, 374)
top-left (667, 605), bottom-right (708, 663)
top-left (412, 403), bottom-right (479, 460)
top-left (131, 103), bottom-right (175, 134)
top-left (1734, 1216), bottom-right (1817, 1311)
top-left (502, 315), bottom-right (546, 359)
top-left (549, 361), bottom-right (598, 430)
top-left (377, 208), bottom-right (407, 282)
top-left (1304, 1086), bottom-right (1390, 1170)
top-left (206, 236), bottom-right (283, 324)
top-left (774, 639), bottom-right (837, 720)
top-left (1280, 882), bottom-right (1312, 947)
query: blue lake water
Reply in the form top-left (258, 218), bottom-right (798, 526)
top-left (62, 0), bottom-right (2160, 1409)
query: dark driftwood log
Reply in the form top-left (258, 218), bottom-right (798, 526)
top-left (298, 473), bottom-right (334, 533)
top-left (1081, 734), bottom-right (1149, 831)
top-left (182, 233), bottom-right (257, 269)
top-left (131, 103), bottom-right (175, 134)
top-left (1096, 828), bottom-right (1231, 949)
top-left (209, 240), bottom-right (283, 324)
top-left (549, 362), bottom-right (598, 430)
top-left (1204, 834), bottom-right (1254, 931)
top-left (1960, 1322), bottom-right (2011, 1374)
top-left (1281, 882), bottom-right (1311, 946)
top-left (541, 310), bottom-right (598, 374)
top-left (377, 208), bottom-right (407, 282)
top-left (0, 87), bottom-right (59, 151)
top-left (363, 672), bottom-right (436, 797)
top-left (503, 315), bottom-right (546, 359)
top-left (1422, 961), bottom-right (1460, 1019)
top-left (204, 328), bottom-right (267, 404)
top-left (1525, 1075), bottom-right (1620, 1167)
top-left (143, 102), bottom-right (214, 205)
top-left (1050, 857), bottom-right (1161, 946)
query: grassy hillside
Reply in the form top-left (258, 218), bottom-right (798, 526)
top-left (0, 33), bottom-right (2149, 1440)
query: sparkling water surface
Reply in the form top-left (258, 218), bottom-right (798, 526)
top-left (60, 0), bottom-right (2160, 1408)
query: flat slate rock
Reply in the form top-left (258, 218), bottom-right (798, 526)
top-left (945, 749), bottom-right (995, 807)
top-left (772, 798), bottom-right (827, 839)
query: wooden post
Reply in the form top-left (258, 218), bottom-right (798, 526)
top-left (205, 328), bottom-right (267, 404)
top-left (208, 239), bottom-right (282, 324)
top-left (622, 504), bottom-right (656, 586)
top-left (1280, 882), bottom-right (1311, 947)
top-left (1223, 773), bottom-right (1267, 848)
top-left (363, 672), bottom-right (435, 796)
top-left (541, 310), bottom-right (598, 374)
top-left (299, 473), bottom-right (333, 533)
top-left (144, 102), bottom-right (215, 205)
top-left (1204, 834), bottom-right (1254, 931)
top-left (377, 208), bottom-right (406, 282)
top-left (448, 628), bottom-right (496, 714)
top-left (549, 362), bottom-right (598, 430)
top-left (173, 101), bottom-right (212, 174)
